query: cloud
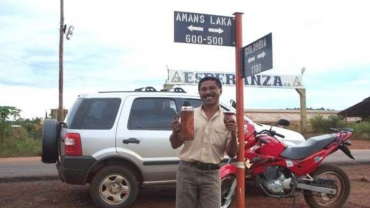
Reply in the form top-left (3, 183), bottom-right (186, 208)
top-left (352, 80), bottom-right (368, 85)
top-left (1, 0), bottom-right (370, 118)
top-left (0, 84), bottom-right (57, 118)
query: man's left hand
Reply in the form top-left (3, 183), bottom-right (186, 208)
top-left (224, 117), bottom-right (237, 133)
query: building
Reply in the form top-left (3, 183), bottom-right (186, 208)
top-left (245, 109), bottom-right (346, 124)
top-left (338, 96), bottom-right (370, 123)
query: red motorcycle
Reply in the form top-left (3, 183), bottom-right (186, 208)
top-left (220, 119), bottom-right (354, 208)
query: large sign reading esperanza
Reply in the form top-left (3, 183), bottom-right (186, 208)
top-left (166, 70), bottom-right (303, 89)
top-left (174, 11), bottom-right (235, 47)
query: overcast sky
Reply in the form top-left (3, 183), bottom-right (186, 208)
top-left (1, 0), bottom-right (370, 119)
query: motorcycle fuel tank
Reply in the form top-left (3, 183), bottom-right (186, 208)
top-left (256, 136), bottom-right (287, 157)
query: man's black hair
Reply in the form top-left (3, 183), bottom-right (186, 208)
top-left (198, 76), bottom-right (222, 91)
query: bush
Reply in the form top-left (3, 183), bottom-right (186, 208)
top-left (309, 115), bottom-right (345, 133)
top-left (0, 117), bottom-right (43, 157)
top-left (286, 123), bottom-right (300, 132)
top-left (0, 137), bottom-right (42, 157)
top-left (327, 115), bottom-right (346, 129)
top-left (310, 115), bottom-right (325, 133)
top-left (0, 121), bottom-right (11, 142)
top-left (23, 122), bottom-right (42, 139)
top-left (349, 122), bottom-right (370, 140)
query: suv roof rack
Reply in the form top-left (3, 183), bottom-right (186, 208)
top-left (134, 86), bottom-right (157, 92)
top-left (160, 87), bottom-right (186, 93)
top-left (99, 86), bottom-right (186, 93)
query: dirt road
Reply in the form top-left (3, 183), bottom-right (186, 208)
top-left (1, 164), bottom-right (369, 208)
top-left (1, 140), bottom-right (369, 207)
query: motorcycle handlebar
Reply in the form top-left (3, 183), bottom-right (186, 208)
top-left (255, 130), bottom-right (269, 135)
top-left (273, 131), bottom-right (285, 138)
top-left (255, 130), bottom-right (285, 139)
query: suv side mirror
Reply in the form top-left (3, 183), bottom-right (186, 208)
top-left (277, 119), bottom-right (290, 127)
top-left (230, 99), bottom-right (236, 108)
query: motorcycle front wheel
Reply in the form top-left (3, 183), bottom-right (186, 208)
top-left (303, 164), bottom-right (350, 208)
top-left (221, 175), bottom-right (236, 208)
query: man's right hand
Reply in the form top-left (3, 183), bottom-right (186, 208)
top-left (170, 114), bottom-right (183, 149)
top-left (170, 114), bottom-right (181, 135)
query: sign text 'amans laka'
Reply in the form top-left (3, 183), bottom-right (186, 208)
top-left (175, 12), bottom-right (233, 26)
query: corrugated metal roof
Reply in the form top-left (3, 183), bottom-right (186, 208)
top-left (244, 109), bottom-right (359, 124)
top-left (338, 96), bottom-right (370, 118)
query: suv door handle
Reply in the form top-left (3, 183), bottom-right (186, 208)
top-left (123, 138), bottom-right (140, 144)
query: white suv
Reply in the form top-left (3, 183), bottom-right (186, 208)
top-left (41, 87), bottom-right (304, 208)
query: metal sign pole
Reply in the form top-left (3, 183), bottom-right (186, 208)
top-left (234, 12), bottom-right (245, 208)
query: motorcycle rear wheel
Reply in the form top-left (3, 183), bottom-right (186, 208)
top-left (221, 175), bottom-right (236, 208)
top-left (303, 164), bottom-right (350, 208)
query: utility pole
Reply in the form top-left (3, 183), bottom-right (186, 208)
top-left (58, 0), bottom-right (64, 122)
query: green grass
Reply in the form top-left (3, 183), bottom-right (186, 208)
top-left (0, 138), bottom-right (42, 158)
top-left (349, 122), bottom-right (370, 140)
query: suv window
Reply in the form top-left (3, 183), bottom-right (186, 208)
top-left (65, 98), bottom-right (83, 126)
top-left (70, 98), bottom-right (121, 130)
top-left (184, 99), bottom-right (230, 111)
top-left (184, 99), bottom-right (202, 108)
top-left (128, 98), bottom-right (177, 130)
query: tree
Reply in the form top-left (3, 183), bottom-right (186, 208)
top-left (0, 106), bottom-right (21, 143)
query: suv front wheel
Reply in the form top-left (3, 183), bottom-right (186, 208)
top-left (90, 166), bottom-right (139, 208)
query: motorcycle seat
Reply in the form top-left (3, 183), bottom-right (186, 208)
top-left (280, 134), bottom-right (336, 160)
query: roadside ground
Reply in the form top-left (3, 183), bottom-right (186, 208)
top-left (348, 139), bottom-right (370, 149)
top-left (0, 139), bottom-right (369, 208)
top-left (1, 139), bottom-right (369, 162)
top-left (0, 164), bottom-right (369, 208)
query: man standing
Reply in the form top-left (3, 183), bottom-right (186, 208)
top-left (170, 76), bottom-right (238, 208)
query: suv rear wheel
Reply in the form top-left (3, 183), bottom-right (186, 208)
top-left (90, 166), bottom-right (138, 208)
top-left (41, 119), bottom-right (60, 163)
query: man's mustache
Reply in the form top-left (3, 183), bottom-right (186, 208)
top-left (203, 93), bottom-right (214, 98)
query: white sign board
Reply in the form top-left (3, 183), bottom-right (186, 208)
top-left (166, 70), bottom-right (303, 89)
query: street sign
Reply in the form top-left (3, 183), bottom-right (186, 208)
top-left (174, 11), bottom-right (235, 47)
top-left (242, 33), bottom-right (273, 77)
